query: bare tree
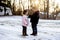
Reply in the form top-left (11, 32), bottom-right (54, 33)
top-left (12, 0), bottom-right (15, 15)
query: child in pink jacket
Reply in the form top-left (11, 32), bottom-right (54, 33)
top-left (22, 10), bottom-right (28, 36)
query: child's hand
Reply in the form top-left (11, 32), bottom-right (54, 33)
top-left (26, 24), bottom-right (28, 26)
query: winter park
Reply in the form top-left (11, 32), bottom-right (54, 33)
top-left (0, 16), bottom-right (60, 40)
top-left (0, 0), bottom-right (60, 40)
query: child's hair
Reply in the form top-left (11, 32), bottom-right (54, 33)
top-left (23, 10), bottom-right (27, 14)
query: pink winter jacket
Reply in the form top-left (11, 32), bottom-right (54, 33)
top-left (22, 15), bottom-right (29, 27)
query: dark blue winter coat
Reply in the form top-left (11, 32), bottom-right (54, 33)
top-left (30, 11), bottom-right (39, 24)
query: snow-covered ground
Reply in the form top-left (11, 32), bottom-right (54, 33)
top-left (0, 16), bottom-right (60, 40)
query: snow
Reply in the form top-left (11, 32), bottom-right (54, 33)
top-left (6, 7), bottom-right (12, 15)
top-left (0, 6), bottom-right (4, 15)
top-left (0, 16), bottom-right (60, 40)
top-left (0, 6), bottom-right (12, 15)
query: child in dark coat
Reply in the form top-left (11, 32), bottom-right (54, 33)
top-left (30, 10), bottom-right (39, 36)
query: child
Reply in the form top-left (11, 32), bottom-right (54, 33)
top-left (22, 10), bottom-right (28, 36)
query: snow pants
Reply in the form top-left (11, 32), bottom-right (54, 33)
top-left (22, 26), bottom-right (27, 35)
top-left (31, 23), bottom-right (37, 34)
